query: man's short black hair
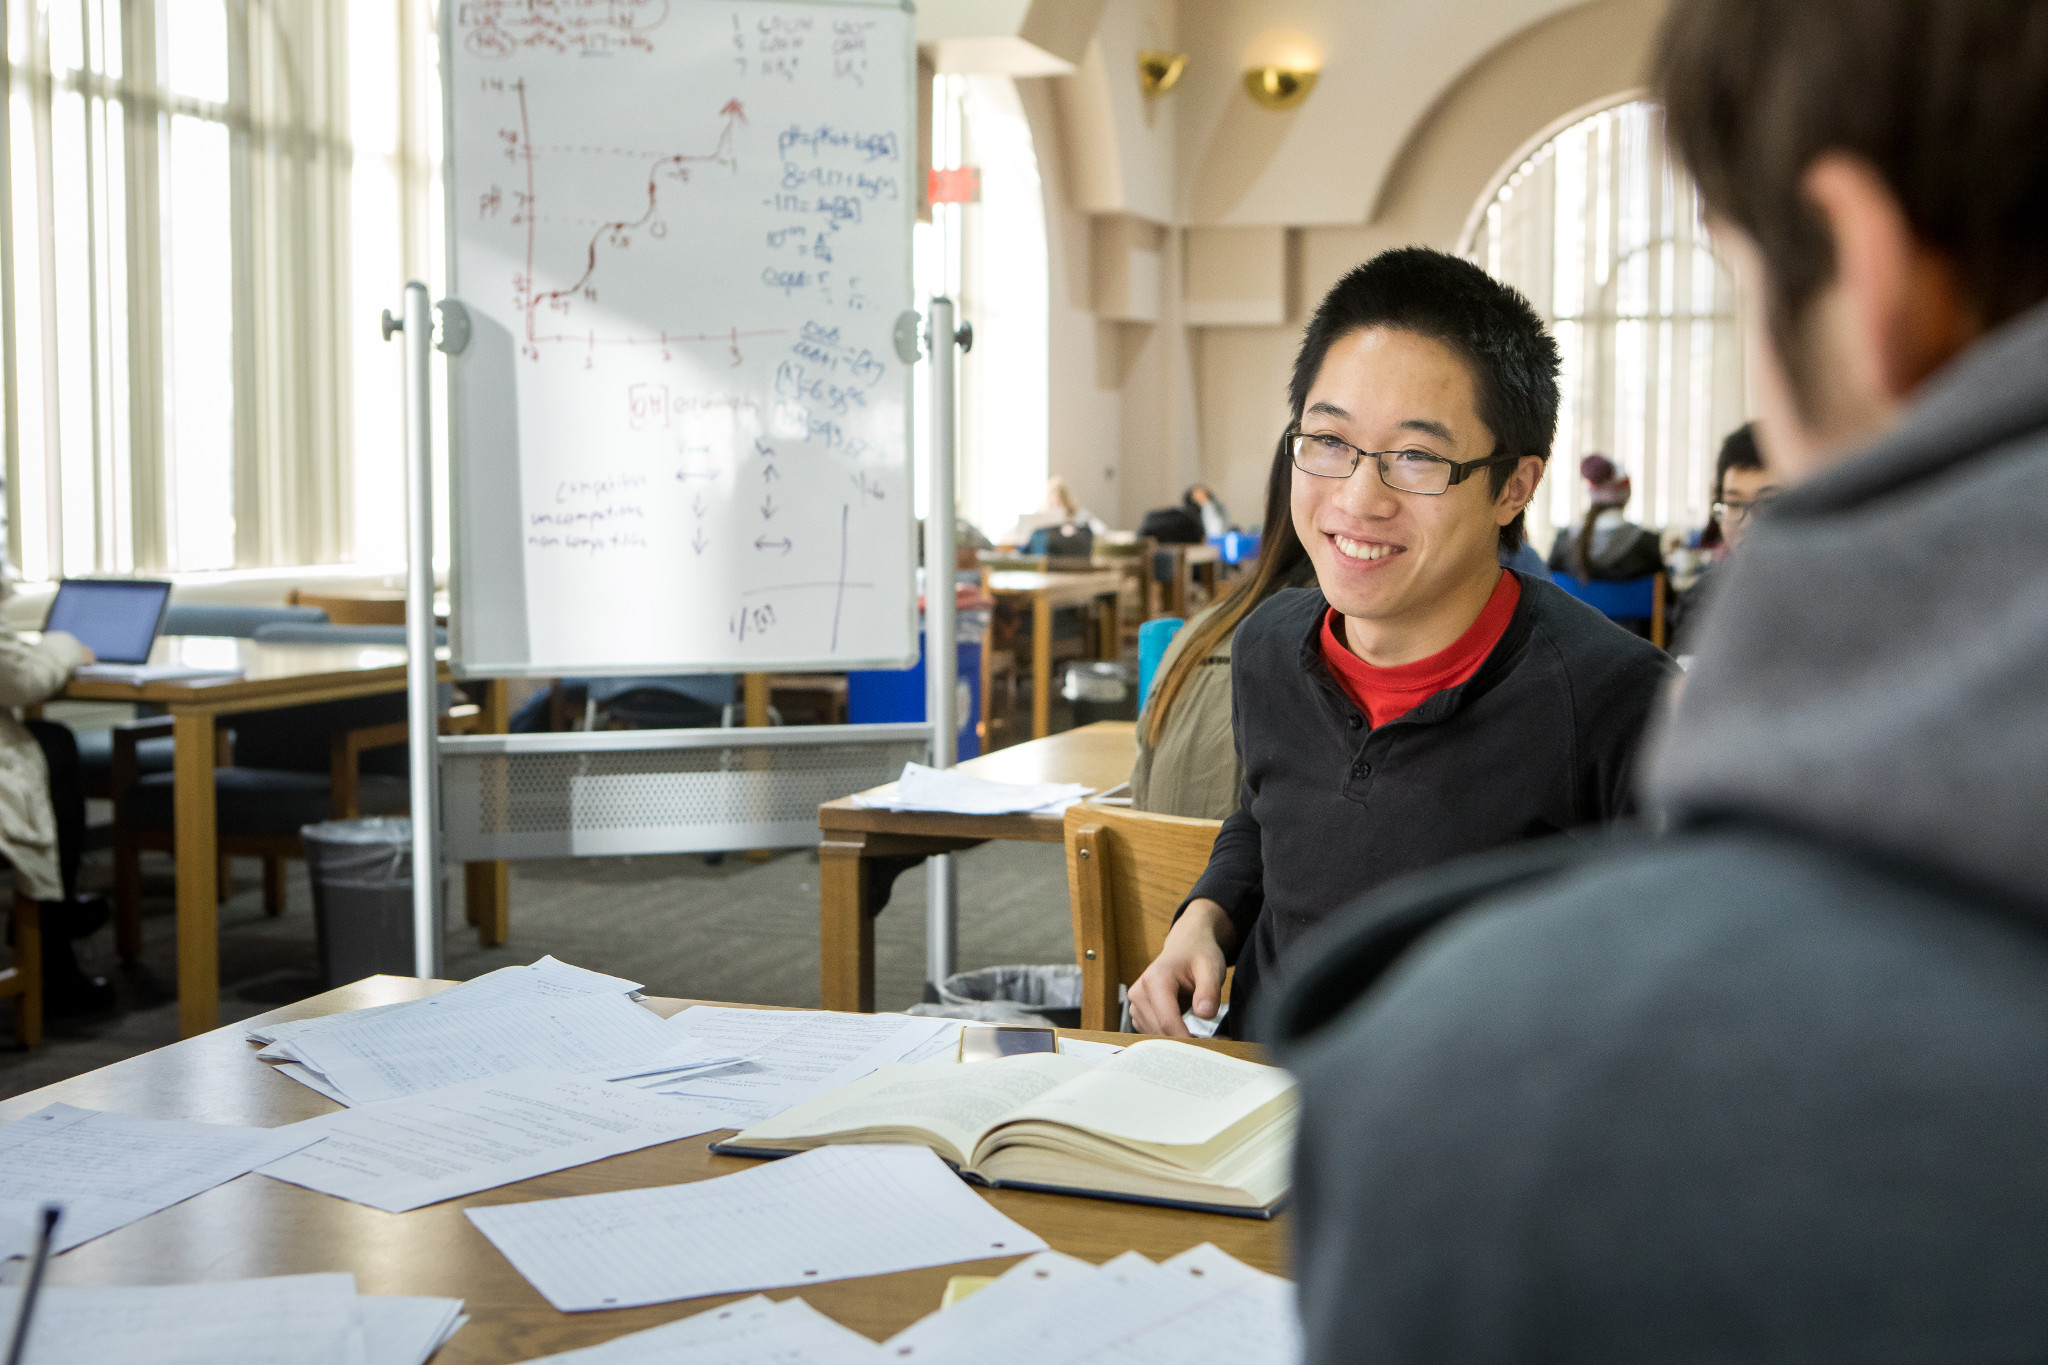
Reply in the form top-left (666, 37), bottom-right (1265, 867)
top-left (1714, 422), bottom-right (1763, 500)
top-left (1656, 0), bottom-right (2048, 411)
top-left (1290, 247), bottom-right (1561, 553)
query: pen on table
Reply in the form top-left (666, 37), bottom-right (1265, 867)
top-left (2, 1204), bottom-right (60, 1365)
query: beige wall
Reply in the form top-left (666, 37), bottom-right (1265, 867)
top-left (948, 0), bottom-right (1669, 531)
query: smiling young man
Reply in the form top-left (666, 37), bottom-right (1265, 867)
top-left (1128, 248), bottom-right (1674, 1040)
top-left (1267, 2), bottom-right (2048, 1359)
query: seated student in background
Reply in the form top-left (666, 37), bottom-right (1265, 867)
top-left (1547, 454), bottom-right (1664, 581)
top-left (1668, 422), bottom-right (1778, 655)
top-left (999, 475), bottom-right (1107, 548)
top-left (1127, 247), bottom-right (1674, 1040)
top-left (1132, 444), bottom-right (1315, 820)
top-left (1269, 0), bottom-right (2048, 1357)
top-left (0, 587), bottom-right (114, 1015)
top-left (1182, 484), bottom-right (1232, 540)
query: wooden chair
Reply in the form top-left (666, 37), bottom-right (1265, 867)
top-left (2, 891), bottom-right (42, 1047)
top-left (286, 588), bottom-right (407, 626)
top-left (1062, 804), bottom-right (1224, 1031)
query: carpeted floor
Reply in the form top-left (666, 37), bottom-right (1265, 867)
top-left (0, 838), bottom-right (1073, 1099)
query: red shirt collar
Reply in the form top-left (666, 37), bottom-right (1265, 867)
top-left (1318, 570), bottom-right (1523, 728)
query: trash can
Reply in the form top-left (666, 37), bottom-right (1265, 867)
top-left (908, 964), bottom-right (1084, 1028)
top-left (300, 818), bottom-right (439, 988)
top-left (1062, 661), bottom-right (1135, 726)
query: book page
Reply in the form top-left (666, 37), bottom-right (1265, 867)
top-left (735, 1055), bottom-right (1090, 1161)
top-left (999, 1040), bottom-right (1295, 1147)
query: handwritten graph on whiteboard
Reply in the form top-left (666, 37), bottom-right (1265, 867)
top-left (445, 0), bottom-right (916, 674)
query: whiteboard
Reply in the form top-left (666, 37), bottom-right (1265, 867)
top-left (444, 0), bottom-right (918, 676)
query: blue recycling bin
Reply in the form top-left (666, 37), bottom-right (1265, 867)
top-left (847, 632), bottom-right (984, 760)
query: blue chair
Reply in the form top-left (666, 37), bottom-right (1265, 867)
top-left (1137, 617), bottom-right (1186, 716)
top-left (1549, 570), bottom-right (1667, 648)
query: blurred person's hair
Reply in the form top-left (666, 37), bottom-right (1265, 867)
top-left (1045, 475), bottom-right (1078, 517)
top-left (1290, 248), bottom-right (1560, 553)
top-left (1144, 435), bottom-right (1308, 745)
top-left (1655, 0), bottom-right (2048, 413)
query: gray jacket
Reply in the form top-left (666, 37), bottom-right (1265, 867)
top-left (1267, 300), bottom-right (2048, 1362)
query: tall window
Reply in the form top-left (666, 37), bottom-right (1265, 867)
top-left (913, 72), bottom-right (1048, 541)
top-left (3, 0), bottom-right (355, 581)
top-left (1464, 99), bottom-right (1749, 546)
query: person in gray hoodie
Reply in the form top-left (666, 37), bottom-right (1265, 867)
top-left (1266, 1), bottom-right (2048, 1359)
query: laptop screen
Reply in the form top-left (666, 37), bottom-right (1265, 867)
top-left (43, 579), bottom-right (173, 665)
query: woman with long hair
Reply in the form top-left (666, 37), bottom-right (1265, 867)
top-left (1130, 436), bottom-right (1313, 818)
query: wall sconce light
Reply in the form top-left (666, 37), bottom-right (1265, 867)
top-left (1241, 30), bottom-right (1321, 110)
top-left (1138, 50), bottom-right (1187, 98)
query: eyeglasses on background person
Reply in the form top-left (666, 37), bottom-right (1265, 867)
top-left (1710, 493), bottom-right (1779, 525)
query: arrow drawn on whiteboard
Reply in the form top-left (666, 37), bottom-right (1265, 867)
top-left (760, 494), bottom-right (778, 519)
top-left (692, 493), bottom-right (708, 518)
top-left (692, 528), bottom-right (710, 555)
top-left (754, 536), bottom-right (793, 554)
top-left (677, 467), bottom-right (718, 482)
top-left (762, 464), bottom-right (780, 483)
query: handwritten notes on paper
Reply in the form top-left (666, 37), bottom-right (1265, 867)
top-left (0, 1104), bottom-right (321, 1259)
top-left (467, 1145), bottom-right (1046, 1312)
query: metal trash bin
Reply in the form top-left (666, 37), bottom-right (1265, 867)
top-left (1062, 661), bottom-right (1135, 726)
top-left (907, 964), bottom-right (1084, 1029)
top-left (300, 818), bottom-right (438, 988)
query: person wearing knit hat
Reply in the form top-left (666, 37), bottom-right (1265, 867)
top-left (1546, 451), bottom-right (1665, 586)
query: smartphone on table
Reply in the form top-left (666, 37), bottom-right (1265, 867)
top-left (957, 1024), bottom-right (1058, 1063)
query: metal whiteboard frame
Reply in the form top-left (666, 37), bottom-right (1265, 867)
top-left (438, 0), bottom-right (924, 680)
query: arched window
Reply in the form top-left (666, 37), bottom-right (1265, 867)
top-left (1463, 98), bottom-right (1749, 551)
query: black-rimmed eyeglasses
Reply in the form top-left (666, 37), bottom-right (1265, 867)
top-left (1289, 428), bottom-right (1521, 496)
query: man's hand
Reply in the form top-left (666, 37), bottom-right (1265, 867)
top-left (1128, 898), bottom-right (1235, 1038)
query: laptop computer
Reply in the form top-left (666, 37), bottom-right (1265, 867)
top-left (42, 578), bottom-right (173, 665)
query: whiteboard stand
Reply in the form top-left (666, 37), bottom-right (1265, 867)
top-left (923, 296), bottom-right (971, 997)
top-left (393, 280), bottom-right (445, 981)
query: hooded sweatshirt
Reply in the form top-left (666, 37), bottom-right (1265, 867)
top-left (1265, 299), bottom-right (2048, 1363)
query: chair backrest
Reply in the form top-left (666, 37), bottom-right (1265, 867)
top-left (162, 603), bottom-right (328, 638)
top-left (286, 588), bottom-right (407, 626)
top-left (1136, 617), bottom-right (1185, 715)
top-left (1547, 570), bottom-right (1668, 648)
top-left (1063, 804), bottom-right (1224, 1030)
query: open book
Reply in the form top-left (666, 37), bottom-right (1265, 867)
top-left (712, 1039), bottom-right (1295, 1218)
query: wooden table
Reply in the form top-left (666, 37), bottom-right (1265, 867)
top-left (985, 570), bottom-right (1124, 740)
top-left (1156, 543), bottom-right (1223, 618)
top-left (61, 636), bottom-right (510, 1039)
top-left (816, 721), bottom-right (1136, 1012)
top-left (0, 976), bottom-right (1285, 1362)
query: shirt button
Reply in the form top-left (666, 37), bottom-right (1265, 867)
top-left (1358, 763), bottom-right (1372, 777)
top-left (1347, 714), bottom-right (1362, 729)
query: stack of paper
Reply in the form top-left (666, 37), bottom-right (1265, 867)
top-left (513, 1293), bottom-right (879, 1364)
top-left (0, 1103), bottom-right (323, 1258)
top-left (640, 1007), bottom-right (956, 1127)
top-left (884, 1243), bottom-right (1299, 1364)
top-left (851, 763), bottom-right (1092, 815)
top-left (254, 959), bottom-right (740, 1107)
top-left (467, 1145), bottom-right (1048, 1312)
top-left (259, 1069), bottom-right (732, 1213)
top-left (0, 1272), bottom-right (463, 1365)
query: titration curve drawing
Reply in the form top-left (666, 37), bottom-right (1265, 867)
top-left (513, 79), bottom-right (785, 360)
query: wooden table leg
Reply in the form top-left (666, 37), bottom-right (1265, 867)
top-left (1032, 596), bottom-right (1052, 741)
top-left (1098, 592), bottom-right (1121, 661)
top-left (744, 674), bottom-right (772, 863)
top-left (11, 893), bottom-right (41, 1047)
top-left (466, 679), bottom-right (511, 947)
top-left (172, 711), bottom-right (219, 1039)
top-left (819, 834), bottom-right (876, 1012)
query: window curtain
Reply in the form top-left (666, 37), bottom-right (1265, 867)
top-left (1466, 100), bottom-right (1749, 547)
top-left (0, 0), bottom-right (354, 578)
